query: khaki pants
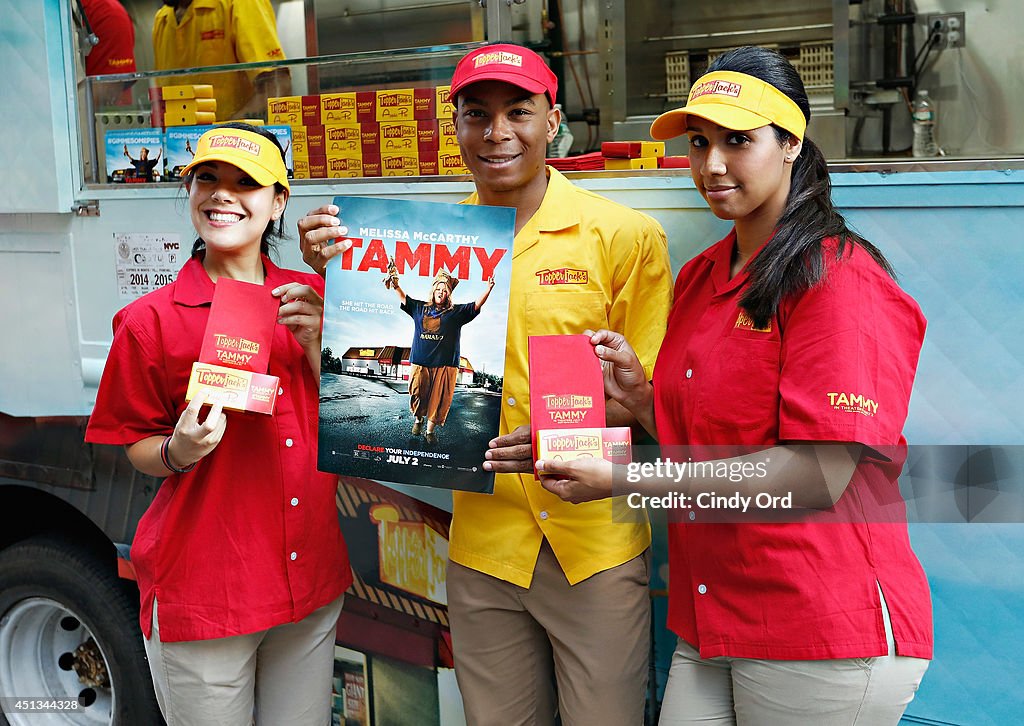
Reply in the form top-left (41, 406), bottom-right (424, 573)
top-left (447, 540), bottom-right (650, 726)
top-left (658, 587), bottom-right (929, 726)
top-left (143, 596), bottom-right (344, 726)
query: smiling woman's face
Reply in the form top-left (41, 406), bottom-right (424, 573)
top-left (187, 161), bottom-right (286, 256)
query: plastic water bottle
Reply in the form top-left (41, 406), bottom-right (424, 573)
top-left (547, 104), bottom-right (574, 158)
top-left (912, 90), bottom-right (938, 158)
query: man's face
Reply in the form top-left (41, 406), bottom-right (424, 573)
top-left (454, 80), bottom-right (558, 194)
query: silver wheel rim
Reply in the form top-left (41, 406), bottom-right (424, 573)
top-left (0, 597), bottom-right (115, 725)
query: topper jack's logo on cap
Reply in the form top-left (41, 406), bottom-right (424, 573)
top-left (690, 79), bottom-right (743, 100)
top-left (473, 51), bottom-right (524, 68)
top-left (208, 134), bottom-right (261, 156)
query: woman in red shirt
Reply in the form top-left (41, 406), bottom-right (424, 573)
top-left (86, 124), bottom-right (351, 725)
top-left (537, 47), bottom-right (931, 725)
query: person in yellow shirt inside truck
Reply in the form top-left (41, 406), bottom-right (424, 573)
top-left (153, 0), bottom-right (291, 120)
top-left (298, 44), bottom-right (674, 726)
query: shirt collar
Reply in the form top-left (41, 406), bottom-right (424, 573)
top-left (529, 167), bottom-right (580, 233)
top-left (708, 228), bottom-right (774, 295)
top-left (462, 166), bottom-right (580, 260)
top-left (172, 253), bottom-right (287, 307)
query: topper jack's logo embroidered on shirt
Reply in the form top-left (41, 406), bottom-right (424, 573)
top-left (734, 310), bottom-right (772, 333)
top-left (827, 392), bottom-right (878, 417)
top-left (535, 268), bottom-right (589, 285)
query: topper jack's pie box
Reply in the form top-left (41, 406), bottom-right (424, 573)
top-left (528, 334), bottom-right (610, 477)
top-left (186, 278), bottom-right (280, 414)
top-left (536, 427), bottom-right (633, 465)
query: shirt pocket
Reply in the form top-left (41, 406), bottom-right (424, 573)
top-left (524, 291), bottom-right (607, 338)
top-left (698, 335), bottom-right (781, 430)
top-left (195, 13), bottom-right (231, 67)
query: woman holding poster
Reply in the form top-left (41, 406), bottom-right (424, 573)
top-left (385, 261), bottom-right (496, 443)
top-left (536, 47), bottom-right (931, 725)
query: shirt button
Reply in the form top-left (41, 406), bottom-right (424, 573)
top-left (539, 511), bottom-right (549, 520)
top-left (278, 387), bottom-right (284, 396)
top-left (290, 552), bottom-right (297, 561)
top-left (688, 511), bottom-right (696, 521)
top-left (697, 583), bottom-right (707, 595)
top-left (507, 397), bottom-right (516, 406)
top-left (285, 438), bottom-right (294, 447)
top-left (290, 497), bottom-right (299, 506)
top-left (685, 369), bottom-right (693, 379)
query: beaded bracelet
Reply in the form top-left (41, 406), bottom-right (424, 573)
top-left (160, 435), bottom-right (196, 474)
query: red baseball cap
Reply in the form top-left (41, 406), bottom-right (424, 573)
top-left (449, 44), bottom-right (558, 104)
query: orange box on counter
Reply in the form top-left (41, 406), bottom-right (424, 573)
top-left (289, 125), bottom-right (309, 157)
top-left (413, 88), bottom-right (435, 120)
top-left (303, 126), bottom-right (328, 156)
top-left (355, 91), bottom-right (376, 123)
top-left (320, 93), bottom-right (358, 124)
top-left (325, 156), bottom-right (363, 178)
top-left (165, 98), bottom-right (217, 115)
top-left (437, 117), bottom-right (459, 151)
top-left (438, 150), bottom-right (470, 175)
top-left (292, 157), bottom-right (330, 179)
top-left (186, 362), bottom-right (279, 415)
top-left (162, 84), bottom-right (214, 100)
top-left (361, 156), bottom-right (382, 177)
top-left (604, 157), bottom-right (658, 170)
top-left (658, 155), bottom-right (690, 168)
top-left (322, 124), bottom-right (363, 154)
top-left (435, 85), bottom-right (455, 118)
top-left (380, 151), bottom-right (420, 176)
top-left (267, 96), bottom-right (319, 125)
top-left (360, 122), bottom-right (380, 150)
top-left (416, 119), bottom-right (439, 151)
top-left (267, 96), bottom-right (301, 125)
top-left (165, 110), bottom-right (217, 127)
top-left (378, 121), bottom-right (418, 152)
top-left (419, 157), bottom-right (438, 176)
top-left (375, 89), bottom-right (414, 121)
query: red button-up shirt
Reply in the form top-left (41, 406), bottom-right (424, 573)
top-left (87, 256), bottom-right (351, 642)
top-left (653, 231), bottom-right (933, 661)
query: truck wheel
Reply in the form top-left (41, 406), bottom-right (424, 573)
top-left (0, 533), bottom-right (162, 725)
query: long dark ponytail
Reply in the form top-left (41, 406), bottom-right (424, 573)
top-left (188, 122), bottom-right (289, 258)
top-left (709, 47), bottom-right (895, 329)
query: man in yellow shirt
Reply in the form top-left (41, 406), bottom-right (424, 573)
top-left (298, 44), bottom-right (673, 726)
top-left (153, 0), bottom-right (290, 120)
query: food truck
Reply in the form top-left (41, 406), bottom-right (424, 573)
top-left (0, 1), bottom-right (1022, 723)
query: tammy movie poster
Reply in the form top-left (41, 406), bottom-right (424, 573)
top-left (319, 196), bottom-right (515, 493)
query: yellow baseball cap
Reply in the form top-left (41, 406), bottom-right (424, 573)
top-left (650, 70), bottom-right (807, 142)
top-left (181, 127), bottom-right (290, 190)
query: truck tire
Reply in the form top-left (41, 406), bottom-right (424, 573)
top-left (0, 533), bottom-right (163, 726)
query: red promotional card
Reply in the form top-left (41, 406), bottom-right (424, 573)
top-left (528, 334), bottom-right (606, 475)
top-left (198, 278), bottom-right (278, 373)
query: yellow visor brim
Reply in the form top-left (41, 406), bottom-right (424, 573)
top-left (650, 104), bottom-right (778, 141)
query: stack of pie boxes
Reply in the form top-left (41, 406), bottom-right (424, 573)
top-left (153, 84), bottom-right (218, 127)
top-left (267, 85), bottom-right (468, 179)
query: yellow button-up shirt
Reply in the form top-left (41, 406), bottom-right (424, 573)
top-left (450, 168), bottom-right (674, 587)
top-left (153, 0), bottom-right (285, 120)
